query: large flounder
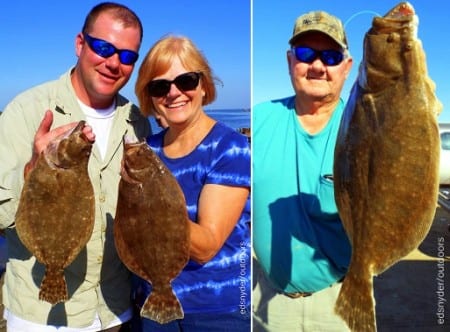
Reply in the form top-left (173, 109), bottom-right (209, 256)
top-left (16, 120), bottom-right (94, 305)
top-left (333, 2), bottom-right (442, 331)
top-left (114, 138), bottom-right (190, 324)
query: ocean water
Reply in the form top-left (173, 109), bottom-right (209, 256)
top-left (206, 108), bottom-right (250, 130)
top-left (149, 108), bottom-right (250, 133)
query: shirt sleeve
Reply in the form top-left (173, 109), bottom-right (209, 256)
top-left (0, 100), bottom-right (35, 229)
top-left (205, 131), bottom-right (250, 188)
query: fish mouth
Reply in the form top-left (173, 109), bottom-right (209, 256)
top-left (385, 2), bottom-right (415, 18)
top-left (47, 121), bottom-right (88, 150)
top-left (372, 2), bottom-right (417, 33)
top-left (71, 121), bottom-right (92, 144)
top-left (73, 120), bottom-right (86, 132)
top-left (72, 121), bottom-right (87, 140)
top-left (44, 120), bottom-right (92, 169)
top-left (122, 135), bottom-right (146, 147)
top-left (78, 132), bottom-right (91, 144)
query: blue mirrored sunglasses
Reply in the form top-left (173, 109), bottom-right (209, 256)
top-left (292, 46), bottom-right (344, 66)
top-left (83, 33), bottom-right (139, 65)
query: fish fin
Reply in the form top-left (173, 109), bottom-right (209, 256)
top-left (39, 266), bottom-right (68, 305)
top-left (335, 268), bottom-right (376, 332)
top-left (140, 285), bottom-right (184, 324)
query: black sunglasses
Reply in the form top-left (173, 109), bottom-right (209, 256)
top-left (147, 72), bottom-right (201, 97)
top-left (83, 33), bottom-right (139, 65)
top-left (292, 46), bottom-right (345, 66)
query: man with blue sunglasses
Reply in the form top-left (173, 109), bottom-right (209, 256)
top-left (0, 2), bottom-right (150, 331)
top-left (253, 9), bottom-right (353, 332)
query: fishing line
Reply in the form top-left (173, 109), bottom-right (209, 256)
top-left (344, 10), bottom-right (381, 28)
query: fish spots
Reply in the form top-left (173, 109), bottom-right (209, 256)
top-left (334, 2), bottom-right (440, 331)
top-left (15, 121), bottom-right (95, 305)
top-left (115, 139), bottom-right (189, 324)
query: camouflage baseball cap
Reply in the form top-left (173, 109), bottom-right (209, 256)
top-left (289, 10), bottom-right (348, 49)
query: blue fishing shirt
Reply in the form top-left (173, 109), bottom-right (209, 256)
top-left (252, 96), bottom-right (351, 293)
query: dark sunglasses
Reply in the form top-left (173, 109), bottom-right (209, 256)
top-left (147, 72), bottom-right (201, 97)
top-left (83, 33), bottom-right (139, 65)
top-left (292, 46), bottom-right (345, 66)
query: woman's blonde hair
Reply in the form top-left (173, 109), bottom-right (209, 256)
top-left (135, 35), bottom-right (219, 117)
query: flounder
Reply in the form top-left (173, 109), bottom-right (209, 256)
top-left (333, 2), bottom-right (442, 331)
top-left (114, 138), bottom-right (190, 324)
top-left (16, 120), bottom-right (94, 304)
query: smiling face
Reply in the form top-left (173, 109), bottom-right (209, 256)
top-left (151, 57), bottom-right (206, 127)
top-left (287, 31), bottom-right (352, 104)
top-left (135, 36), bottom-right (217, 121)
top-left (72, 12), bottom-right (141, 109)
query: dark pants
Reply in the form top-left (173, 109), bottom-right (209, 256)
top-left (133, 308), bottom-right (250, 332)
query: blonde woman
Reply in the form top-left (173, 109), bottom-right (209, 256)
top-left (134, 35), bottom-right (251, 331)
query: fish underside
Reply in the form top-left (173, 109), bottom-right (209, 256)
top-left (114, 138), bottom-right (190, 324)
top-left (333, 2), bottom-right (442, 331)
top-left (16, 121), bottom-right (94, 304)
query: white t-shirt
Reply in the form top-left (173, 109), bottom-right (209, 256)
top-left (77, 100), bottom-right (116, 160)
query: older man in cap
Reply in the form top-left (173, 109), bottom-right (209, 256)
top-left (252, 10), bottom-right (353, 331)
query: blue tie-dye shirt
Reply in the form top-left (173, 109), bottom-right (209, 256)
top-left (140, 122), bottom-right (251, 314)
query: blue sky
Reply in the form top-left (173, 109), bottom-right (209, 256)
top-left (0, 0), bottom-right (250, 111)
top-left (254, 0), bottom-right (450, 123)
top-left (1, 1), bottom-right (448, 123)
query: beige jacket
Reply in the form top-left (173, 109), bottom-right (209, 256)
top-left (0, 69), bottom-right (150, 328)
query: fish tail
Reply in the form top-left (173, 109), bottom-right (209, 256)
top-left (140, 286), bottom-right (184, 325)
top-left (39, 266), bottom-right (68, 305)
top-left (335, 269), bottom-right (376, 332)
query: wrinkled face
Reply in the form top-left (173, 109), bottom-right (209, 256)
top-left (287, 32), bottom-right (352, 103)
top-left (151, 57), bottom-right (205, 127)
top-left (74, 12), bottom-right (141, 108)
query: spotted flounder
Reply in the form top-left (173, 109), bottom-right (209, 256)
top-left (333, 2), bottom-right (442, 331)
top-left (114, 138), bottom-right (190, 324)
top-left (16, 120), bottom-right (94, 304)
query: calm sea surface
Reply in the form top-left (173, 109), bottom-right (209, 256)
top-left (149, 108), bottom-right (250, 133)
